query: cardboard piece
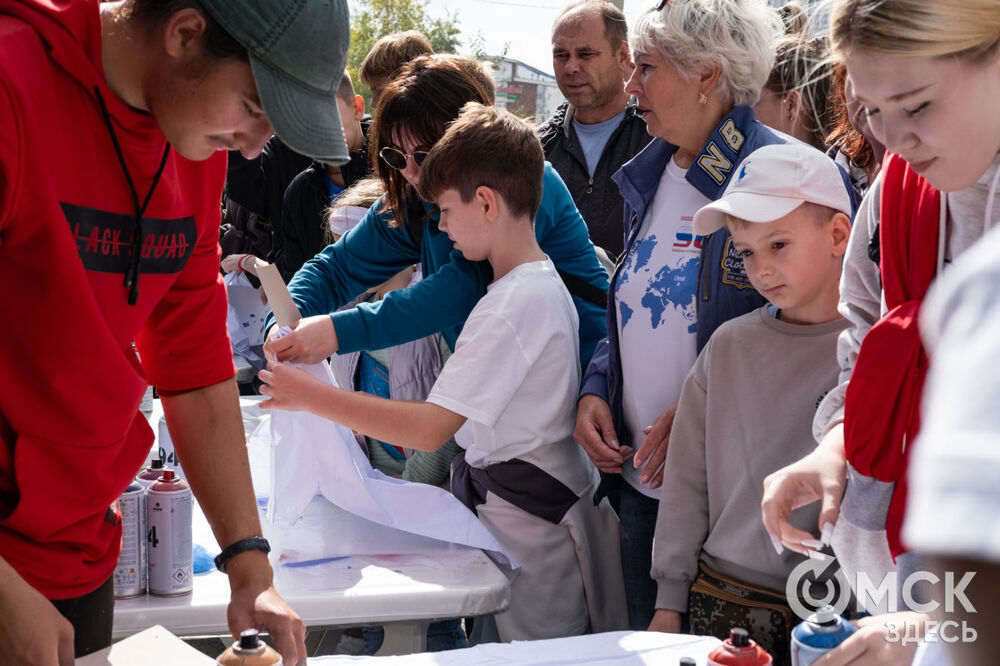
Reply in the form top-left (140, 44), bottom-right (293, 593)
top-left (248, 257), bottom-right (301, 329)
top-left (76, 625), bottom-right (214, 665)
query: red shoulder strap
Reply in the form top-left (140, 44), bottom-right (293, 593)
top-left (878, 154), bottom-right (941, 306)
top-left (844, 154), bottom-right (941, 558)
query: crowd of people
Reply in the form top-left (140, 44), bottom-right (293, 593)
top-left (1, 0), bottom-right (999, 664)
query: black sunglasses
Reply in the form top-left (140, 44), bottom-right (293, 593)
top-left (655, 0), bottom-right (669, 10)
top-left (379, 146), bottom-right (430, 171)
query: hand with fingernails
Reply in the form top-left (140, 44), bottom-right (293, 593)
top-left (761, 423), bottom-right (846, 557)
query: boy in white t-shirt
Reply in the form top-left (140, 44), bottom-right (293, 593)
top-left (260, 102), bottom-right (626, 641)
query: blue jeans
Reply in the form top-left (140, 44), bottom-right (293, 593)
top-left (619, 480), bottom-right (659, 631)
top-left (362, 619), bottom-right (467, 654)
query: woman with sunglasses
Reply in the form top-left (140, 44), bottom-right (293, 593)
top-left (264, 54), bottom-right (609, 372)
top-left (572, 0), bottom-right (795, 632)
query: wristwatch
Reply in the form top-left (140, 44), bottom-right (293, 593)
top-left (214, 536), bottom-right (271, 574)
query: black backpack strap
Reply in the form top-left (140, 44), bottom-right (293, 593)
top-left (557, 269), bottom-right (608, 310)
top-left (868, 221), bottom-right (881, 267)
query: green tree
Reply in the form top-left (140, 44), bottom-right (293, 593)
top-left (348, 0), bottom-right (462, 107)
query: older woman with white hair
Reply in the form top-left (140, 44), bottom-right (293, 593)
top-left (574, 0), bottom-right (792, 630)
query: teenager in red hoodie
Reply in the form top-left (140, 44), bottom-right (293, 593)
top-left (0, 0), bottom-right (350, 662)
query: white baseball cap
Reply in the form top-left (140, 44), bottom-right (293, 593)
top-left (692, 143), bottom-right (852, 236)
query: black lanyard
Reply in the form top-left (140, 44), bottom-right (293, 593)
top-left (94, 87), bottom-right (171, 305)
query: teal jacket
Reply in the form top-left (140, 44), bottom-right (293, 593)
top-left (271, 163), bottom-right (609, 367)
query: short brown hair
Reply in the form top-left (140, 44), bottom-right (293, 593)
top-left (119, 0), bottom-right (248, 62)
top-left (359, 31), bottom-right (434, 87)
top-left (371, 55), bottom-right (494, 228)
top-left (554, 1), bottom-right (628, 50)
top-left (336, 70), bottom-right (356, 105)
top-left (419, 102), bottom-right (544, 221)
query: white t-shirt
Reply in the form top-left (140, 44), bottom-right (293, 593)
top-left (905, 223), bottom-right (1000, 560)
top-left (615, 157), bottom-right (709, 498)
top-left (427, 259), bottom-right (597, 496)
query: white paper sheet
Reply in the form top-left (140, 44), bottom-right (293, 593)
top-left (262, 354), bottom-right (515, 568)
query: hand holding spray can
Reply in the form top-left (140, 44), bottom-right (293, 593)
top-left (146, 469), bottom-right (193, 596)
top-left (790, 605), bottom-right (857, 665)
top-left (216, 629), bottom-right (282, 666)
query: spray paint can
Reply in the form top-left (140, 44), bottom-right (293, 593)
top-left (132, 341), bottom-right (154, 418)
top-left (146, 470), bottom-right (193, 596)
top-left (216, 629), bottom-right (282, 666)
top-left (113, 481), bottom-right (147, 598)
top-left (790, 605), bottom-right (857, 666)
top-left (708, 628), bottom-right (773, 666)
top-left (157, 417), bottom-right (185, 477)
top-left (135, 458), bottom-right (166, 488)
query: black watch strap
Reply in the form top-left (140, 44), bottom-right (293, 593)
top-left (214, 536), bottom-right (270, 574)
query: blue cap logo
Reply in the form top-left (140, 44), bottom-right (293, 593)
top-left (737, 163), bottom-right (750, 183)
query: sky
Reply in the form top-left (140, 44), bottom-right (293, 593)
top-left (421, 0), bottom-right (648, 77)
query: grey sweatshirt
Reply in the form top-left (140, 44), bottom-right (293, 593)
top-left (652, 307), bottom-right (849, 611)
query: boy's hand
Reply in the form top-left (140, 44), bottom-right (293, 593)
top-left (633, 403), bottom-right (678, 490)
top-left (220, 253), bottom-right (246, 274)
top-left (647, 609), bottom-right (682, 634)
top-left (263, 315), bottom-right (338, 364)
top-left (574, 395), bottom-right (631, 473)
top-left (0, 561), bottom-right (74, 666)
top-left (258, 362), bottom-right (323, 413)
top-left (225, 551), bottom-right (307, 666)
top-left (761, 424), bottom-right (846, 555)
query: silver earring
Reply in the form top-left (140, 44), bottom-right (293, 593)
top-left (698, 92), bottom-right (708, 105)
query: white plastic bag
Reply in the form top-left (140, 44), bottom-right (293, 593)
top-left (264, 355), bottom-right (515, 566)
top-left (224, 270), bottom-right (269, 349)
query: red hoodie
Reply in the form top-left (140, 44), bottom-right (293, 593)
top-left (0, 0), bottom-right (235, 599)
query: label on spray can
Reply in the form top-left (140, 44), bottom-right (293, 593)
top-left (114, 481), bottom-right (147, 598)
top-left (140, 385), bottom-right (154, 417)
top-left (147, 470), bottom-right (193, 596)
top-left (790, 605), bottom-right (857, 666)
top-left (157, 417), bottom-right (184, 477)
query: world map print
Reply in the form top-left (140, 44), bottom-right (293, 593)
top-left (616, 234), bottom-right (698, 334)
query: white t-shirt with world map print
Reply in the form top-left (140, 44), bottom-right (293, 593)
top-left (616, 157), bottom-right (709, 499)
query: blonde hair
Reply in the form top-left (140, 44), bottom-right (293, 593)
top-left (830, 0), bottom-right (1000, 61)
top-left (323, 177), bottom-right (386, 243)
top-left (630, 0), bottom-right (783, 108)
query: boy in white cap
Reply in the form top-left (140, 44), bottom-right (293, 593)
top-left (646, 143), bottom-right (853, 660)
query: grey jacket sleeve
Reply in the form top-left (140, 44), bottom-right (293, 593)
top-left (813, 175), bottom-right (886, 441)
top-left (651, 355), bottom-right (711, 612)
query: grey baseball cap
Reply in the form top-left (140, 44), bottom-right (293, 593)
top-left (199, 0), bottom-right (351, 165)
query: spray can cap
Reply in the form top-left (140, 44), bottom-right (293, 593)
top-left (680, 659), bottom-right (697, 666)
top-left (151, 458), bottom-right (163, 468)
top-left (811, 604), bottom-right (839, 625)
top-left (730, 628), bottom-right (750, 648)
top-left (159, 469), bottom-right (176, 482)
top-left (239, 628), bottom-right (262, 650)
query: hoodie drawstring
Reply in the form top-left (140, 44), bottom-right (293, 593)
top-left (94, 87), bottom-right (171, 305)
